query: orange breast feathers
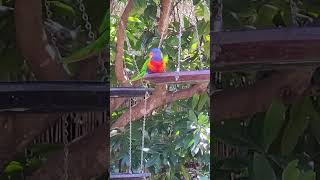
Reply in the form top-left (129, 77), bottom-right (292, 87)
top-left (147, 60), bottom-right (166, 73)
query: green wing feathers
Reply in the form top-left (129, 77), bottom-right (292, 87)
top-left (130, 58), bottom-right (150, 81)
top-left (163, 55), bottom-right (168, 63)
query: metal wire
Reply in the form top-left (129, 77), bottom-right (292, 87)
top-left (290, 0), bottom-right (299, 26)
top-left (44, 0), bottom-right (57, 46)
top-left (175, 5), bottom-right (183, 81)
top-left (140, 91), bottom-right (149, 173)
top-left (44, 0), bottom-right (52, 19)
top-left (128, 97), bottom-right (133, 173)
top-left (44, 2), bottom-right (68, 179)
top-left (63, 115), bottom-right (69, 180)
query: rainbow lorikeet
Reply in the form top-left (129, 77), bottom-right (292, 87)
top-left (131, 48), bottom-right (168, 81)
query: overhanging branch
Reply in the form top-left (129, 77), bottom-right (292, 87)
top-left (211, 69), bottom-right (314, 121)
top-left (112, 83), bottom-right (207, 129)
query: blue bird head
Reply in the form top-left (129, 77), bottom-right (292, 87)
top-left (149, 48), bottom-right (162, 62)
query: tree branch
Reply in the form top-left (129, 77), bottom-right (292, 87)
top-left (26, 124), bottom-right (108, 180)
top-left (158, 0), bottom-right (172, 37)
top-left (0, 0), bottom-right (104, 173)
top-left (109, 0), bottom-right (135, 112)
top-left (114, 0), bottom-right (133, 86)
top-left (112, 83), bottom-right (208, 129)
top-left (211, 69), bottom-right (314, 121)
top-left (15, 0), bottom-right (68, 80)
top-left (112, 0), bottom-right (176, 129)
top-left (0, 114), bottom-right (60, 170)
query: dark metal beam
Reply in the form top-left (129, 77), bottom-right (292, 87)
top-left (213, 27), bottom-right (320, 44)
top-left (212, 27), bottom-right (320, 71)
top-left (0, 82), bottom-right (153, 112)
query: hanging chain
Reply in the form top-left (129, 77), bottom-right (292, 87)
top-left (140, 91), bottom-right (149, 173)
top-left (128, 97), bottom-right (133, 173)
top-left (77, 0), bottom-right (95, 41)
top-left (44, 3), bottom-right (68, 179)
top-left (44, 0), bottom-right (53, 20)
top-left (44, 0), bottom-right (58, 47)
top-left (175, 5), bottom-right (183, 81)
top-left (177, 11), bottom-right (182, 73)
top-left (290, 0), bottom-right (299, 26)
top-left (63, 116), bottom-right (69, 180)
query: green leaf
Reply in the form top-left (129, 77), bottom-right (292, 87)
top-left (198, 113), bottom-right (208, 126)
top-left (99, 11), bottom-right (108, 34)
top-left (192, 94), bottom-right (200, 109)
top-left (223, 11), bottom-right (241, 28)
top-left (4, 161), bottom-right (23, 174)
top-left (309, 102), bottom-right (320, 144)
top-left (131, 0), bottom-right (147, 16)
top-left (189, 110), bottom-right (197, 122)
top-left (193, 0), bottom-right (200, 5)
top-left (282, 160), bottom-right (300, 180)
top-left (281, 97), bottom-right (311, 156)
top-left (300, 170), bottom-right (316, 180)
top-left (197, 19), bottom-right (210, 37)
top-left (62, 31), bottom-right (107, 64)
top-left (50, 1), bottom-right (75, 16)
top-left (224, 0), bottom-right (253, 13)
top-left (248, 112), bottom-right (265, 148)
top-left (180, 164), bottom-right (191, 180)
top-left (253, 153), bottom-right (277, 180)
top-left (145, 153), bottom-right (160, 168)
top-left (197, 93), bottom-right (208, 111)
top-left (213, 121), bottom-right (258, 149)
top-left (26, 157), bottom-right (42, 171)
top-left (220, 158), bottom-right (247, 170)
top-left (263, 100), bottom-right (287, 151)
top-left (255, 4), bottom-right (279, 26)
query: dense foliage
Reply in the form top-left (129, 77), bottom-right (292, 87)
top-left (110, 0), bottom-right (210, 179)
top-left (0, 0), bottom-right (107, 179)
top-left (213, 0), bottom-right (320, 179)
top-left (0, 0), bottom-right (107, 81)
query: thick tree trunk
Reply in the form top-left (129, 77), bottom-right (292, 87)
top-left (0, 114), bottom-right (60, 170)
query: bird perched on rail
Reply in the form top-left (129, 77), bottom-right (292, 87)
top-left (131, 48), bottom-right (168, 81)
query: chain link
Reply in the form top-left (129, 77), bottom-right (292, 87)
top-left (77, 0), bottom-right (95, 41)
top-left (44, 0), bottom-right (52, 19)
top-left (128, 97), bottom-right (133, 173)
top-left (44, 4), bottom-right (68, 179)
top-left (290, 0), bottom-right (299, 26)
top-left (175, 5), bottom-right (183, 81)
top-left (63, 116), bottom-right (69, 180)
top-left (140, 91), bottom-right (149, 173)
top-left (44, 0), bottom-right (58, 46)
